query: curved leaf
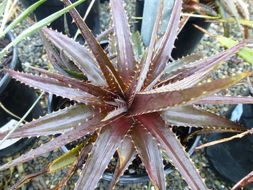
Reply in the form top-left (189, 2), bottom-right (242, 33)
top-left (42, 28), bottom-right (106, 85)
top-left (12, 139), bottom-right (93, 189)
top-left (162, 54), bottom-right (203, 78)
top-left (41, 31), bottom-right (84, 78)
top-left (48, 137), bottom-right (94, 173)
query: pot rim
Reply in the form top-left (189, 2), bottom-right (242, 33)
top-left (0, 31), bottom-right (18, 94)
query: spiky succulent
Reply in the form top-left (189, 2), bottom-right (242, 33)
top-left (1, 0), bottom-right (253, 189)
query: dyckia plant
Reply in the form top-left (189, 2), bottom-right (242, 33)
top-left (1, 0), bottom-right (253, 189)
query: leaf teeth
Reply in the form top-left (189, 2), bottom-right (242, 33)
top-left (6, 69), bottom-right (110, 107)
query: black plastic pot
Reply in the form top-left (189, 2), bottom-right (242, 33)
top-left (171, 17), bottom-right (210, 59)
top-left (206, 103), bottom-right (253, 189)
top-left (0, 32), bottom-right (43, 158)
top-left (21, 0), bottom-right (100, 38)
top-left (48, 94), bottom-right (201, 184)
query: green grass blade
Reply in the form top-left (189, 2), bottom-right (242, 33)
top-left (0, 0), bottom-right (48, 39)
top-left (0, 92), bottom-right (44, 147)
top-left (217, 36), bottom-right (253, 64)
top-left (48, 141), bottom-right (86, 173)
top-left (0, 0), bottom-right (8, 16)
top-left (0, 0), bottom-right (86, 59)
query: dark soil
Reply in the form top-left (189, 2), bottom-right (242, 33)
top-left (0, 37), bottom-right (12, 79)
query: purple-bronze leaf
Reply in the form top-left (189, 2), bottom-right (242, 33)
top-left (149, 66), bottom-right (214, 93)
top-left (109, 136), bottom-right (136, 190)
top-left (4, 69), bottom-right (107, 107)
top-left (125, 50), bottom-right (146, 105)
top-left (135, 0), bottom-right (164, 93)
top-left (138, 113), bottom-right (208, 190)
top-left (192, 95), bottom-right (253, 104)
top-left (41, 30), bottom-right (81, 76)
top-left (162, 105), bottom-right (244, 130)
top-left (0, 105), bottom-right (93, 139)
top-left (61, 0), bottom-right (125, 94)
top-left (30, 66), bottom-right (117, 101)
top-left (155, 42), bottom-right (246, 90)
top-left (163, 54), bottom-right (203, 76)
top-left (110, 0), bottom-right (136, 85)
top-left (131, 121), bottom-right (166, 190)
top-left (148, 54), bottom-right (203, 90)
top-left (0, 110), bottom-right (121, 171)
top-left (74, 117), bottom-right (132, 190)
top-left (172, 43), bottom-right (245, 82)
top-left (144, 0), bottom-right (182, 88)
top-left (42, 27), bottom-right (105, 85)
top-left (128, 72), bottom-right (252, 116)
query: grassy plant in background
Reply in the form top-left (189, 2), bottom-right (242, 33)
top-left (183, 0), bottom-right (252, 38)
top-left (0, 0), bottom-right (87, 59)
top-left (0, 0), bottom-right (48, 45)
top-left (194, 24), bottom-right (253, 64)
top-left (0, 0), bottom-right (253, 189)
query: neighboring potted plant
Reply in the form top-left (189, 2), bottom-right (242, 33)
top-left (206, 100), bottom-right (253, 189)
top-left (137, 0), bottom-right (211, 59)
top-left (0, 0), bottom-right (252, 189)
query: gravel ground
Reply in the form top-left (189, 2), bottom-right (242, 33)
top-left (0, 0), bottom-right (252, 190)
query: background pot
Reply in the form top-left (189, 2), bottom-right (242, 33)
top-left (0, 32), bottom-right (43, 158)
top-left (206, 103), bottom-right (253, 189)
top-left (48, 94), bottom-right (201, 184)
top-left (171, 17), bottom-right (210, 59)
top-left (21, 0), bottom-right (100, 38)
top-left (135, 0), bottom-right (210, 59)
